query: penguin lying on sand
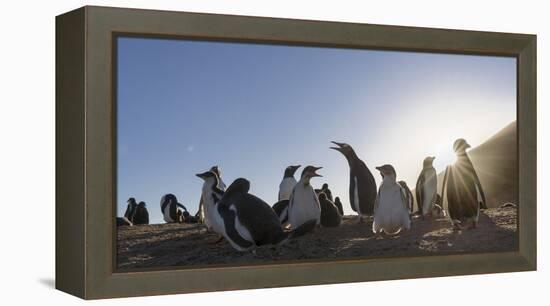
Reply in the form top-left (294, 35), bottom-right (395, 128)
top-left (288, 166), bottom-right (323, 229)
top-left (330, 141), bottom-right (377, 222)
top-left (199, 173), bottom-right (317, 251)
top-left (373, 165), bottom-right (411, 235)
top-left (116, 217), bottom-right (133, 227)
top-left (319, 192), bottom-right (342, 227)
top-left (442, 138), bottom-right (487, 229)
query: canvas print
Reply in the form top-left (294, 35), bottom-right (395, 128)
top-left (115, 37), bottom-right (518, 270)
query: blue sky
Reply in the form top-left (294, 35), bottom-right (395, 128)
top-left (117, 37), bottom-right (516, 224)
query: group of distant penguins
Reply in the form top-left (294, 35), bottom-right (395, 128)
top-left (118, 139), bottom-right (487, 252)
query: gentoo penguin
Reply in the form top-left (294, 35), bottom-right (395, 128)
top-left (196, 170), bottom-right (226, 234)
top-left (373, 165), bottom-right (411, 235)
top-left (198, 165), bottom-right (227, 224)
top-left (330, 141), bottom-right (377, 221)
top-left (334, 197), bottom-right (344, 216)
top-left (442, 139), bottom-right (487, 229)
top-left (273, 165), bottom-right (301, 224)
top-left (279, 165), bottom-right (301, 201)
top-left (415, 156), bottom-right (437, 217)
top-left (133, 201), bottom-right (149, 225)
top-left (397, 181), bottom-right (414, 214)
top-left (160, 194), bottom-right (188, 223)
top-left (124, 197), bottom-right (138, 223)
top-left (200, 176), bottom-right (317, 251)
top-left (288, 166), bottom-right (323, 229)
top-left (319, 192), bottom-right (342, 227)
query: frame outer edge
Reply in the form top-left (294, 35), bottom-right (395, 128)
top-left (78, 6), bottom-right (537, 299)
top-left (518, 37), bottom-right (537, 269)
top-left (55, 6), bottom-right (87, 299)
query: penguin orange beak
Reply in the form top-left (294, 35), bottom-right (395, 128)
top-left (330, 141), bottom-right (344, 151)
top-left (195, 172), bottom-right (208, 179)
top-left (313, 167), bottom-right (323, 177)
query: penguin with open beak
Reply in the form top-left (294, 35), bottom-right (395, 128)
top-left (288, 166), bottom-right (323, 229)
top-left (330, 141), bottom-right (377, 222)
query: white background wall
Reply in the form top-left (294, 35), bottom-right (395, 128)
top-left (0, 0), bottom-right (547, 304)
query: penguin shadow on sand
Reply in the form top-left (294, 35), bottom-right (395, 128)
top-left (418, 209), bottom-right (517, 253)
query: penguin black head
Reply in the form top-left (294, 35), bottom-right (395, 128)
top-left (283, 165), bottom-right (301, 178)
top-left (330, 141), bottom-right (355, 157)
top-left (225, 178), bottom-right (250, 196)
top-left (322, 183), bottom-right (329, 190)
top-left (127, 197), bottom-right (137, 205)
top-left (423, 156), bottom-right (436, 167)
top-left (335, 196), bottom-right (341, 203)
top-left (453, 138), bottom-right (471, 153)
top-left (210, 165), bottom-right (221, 177)
top-left (138, 201), bottom-right (146, 207)
top-left (301, 166), bottom-right (323, 179)
top-left (375, 164), bottom-right (397, 180)
top-left (161, 193), bottom-right (177, 204)
top-left (318, 192), bottom-right (328, 201)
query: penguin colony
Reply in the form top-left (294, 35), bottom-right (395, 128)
top-left (118, 139), bottom-right (487, 250)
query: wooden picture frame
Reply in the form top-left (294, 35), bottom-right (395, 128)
top-left (56, 6), bottom-right (536, 299)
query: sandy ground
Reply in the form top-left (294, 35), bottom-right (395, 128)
top-left (116, 207), bottom-right (518, 270)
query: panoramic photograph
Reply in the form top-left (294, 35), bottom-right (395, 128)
top-left (115, 36), bottom-right (518, 270)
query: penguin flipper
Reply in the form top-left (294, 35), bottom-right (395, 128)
top-left (217, 204), bottom-right (254, 251)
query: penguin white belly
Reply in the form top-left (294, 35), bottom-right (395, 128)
top-left (373, 183), bottom-right (410, 234)
top-left (163, 207), bottom-right (174, 223)
top-left (422, 169), bottom-right (437, 215)
top-left (288, 185), bottom-right (321, 228)
top-left (279, 177), bottom-right (297, 201)
top-left (230, 206), bottom-right (254, 243)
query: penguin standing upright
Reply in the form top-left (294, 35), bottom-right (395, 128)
top-left (124, 198), bottom-right (138, 223)
top-left (196, 170), bottom-right (226, 234)
top-left (442, 139), bottom-right (487, 229)
top-left (415, 156), bottom-right (437, 217)
top-left (318, 192), bottom-right (342, 227)
top-left (273, 165), bottom-right (300, 224)
top-left (133, 201), bottom-right (150, 225)
top-left (198, 165), bottom-right (226, 225)
top-left (398, 181), bottom-right (414, 214)
top-left (330, 141), bottom-right (377, 221)
top-left (278, 165), bottom-right (301, 201)
top-left (288, 166), bottom-right (323, 229)
top-left (334, 197), bottom-right (344, 216)
top-left (160, 194), bottom-right (188, 223)
top-left (210, 177), bottom-right (317, 251)
top-left (373, 165), bottom-right (411, 235)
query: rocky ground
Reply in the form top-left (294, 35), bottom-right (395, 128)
top-left (116, 207), bottom-right (518, 270)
